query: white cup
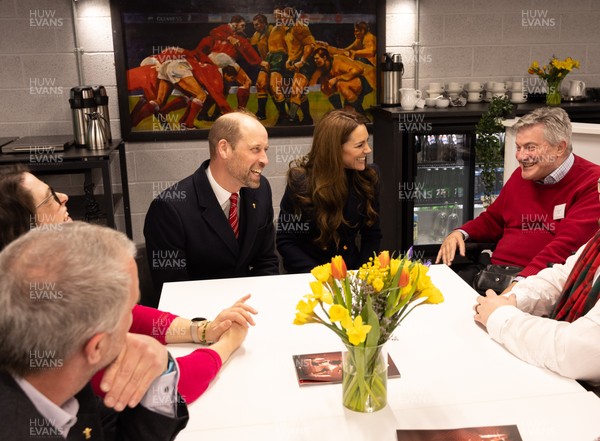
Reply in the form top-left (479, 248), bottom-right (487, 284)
top-left (485, 81), bottom-right (496, 91)
top-left (446, 82), bottom-right (463, 93)
top-left (425, 98), bottom-right (437, 107)
top-left (426, 90), bottom-right (444, 98)
top-left (492, 82), bottom-right (507, 92)
top-left (510, 91), bottom-right (528, 102)
top-left (467, 92), bottom-right (483, 102)
top-left (466, 81), bottom-right (483, 92)
top-left (436, 98), bottom-right (450, 108)
top-left (429, 83), bottom-right (445, 91)
top-left (510, 81), bottom-right (524, 92)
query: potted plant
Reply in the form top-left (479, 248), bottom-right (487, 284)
top-left (474, 97), bottom-right (514, 206)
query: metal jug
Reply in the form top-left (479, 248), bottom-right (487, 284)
top-left (86, 111), bottom-right (110, 150)
top-left (69, 86), bottom-right (95, 147)
top-left (381, 53), bottom-right (404, 106)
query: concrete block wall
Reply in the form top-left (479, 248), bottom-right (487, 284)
top-left (386, 0), bottom-right (600, 92)
top-left (1, 0), bottom-right (599, 243)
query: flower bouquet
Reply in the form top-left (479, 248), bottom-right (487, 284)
top-left (528, 56), bottom-right (580, 105)
top-left (293, 250), bottom-right (443, 412)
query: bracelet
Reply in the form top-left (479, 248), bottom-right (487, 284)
top-left (200, 320), bottom-right (212, 345)
top-left (190, 317), bottom-right (206, 344)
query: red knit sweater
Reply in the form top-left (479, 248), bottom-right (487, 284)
top-left (462, 155), bottom-right (600, 277)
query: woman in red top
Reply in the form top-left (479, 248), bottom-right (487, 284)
top-left (0, 164), bottom-right (257, 404)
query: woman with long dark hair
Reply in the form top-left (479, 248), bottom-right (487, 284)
top-left (277, 109), bottom-right (381, 273)
top-left (0, 164), bottom-right (256, 404)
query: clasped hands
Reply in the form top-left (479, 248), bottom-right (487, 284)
top-left (474, 289), bottom-right (517, 327)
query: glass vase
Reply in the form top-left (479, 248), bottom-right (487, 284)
top-left (546, 79), bottom-right (563, 106)
top-left (342, 344), bottom-right (387, 413)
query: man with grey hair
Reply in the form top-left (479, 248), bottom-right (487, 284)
top-left (0, 222), bottom-right (188, 440)
top-left (144, 110), bottom-right (279, 304)
top-left (436, 106), bottom-right (600, 293)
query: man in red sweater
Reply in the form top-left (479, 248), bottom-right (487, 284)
top-left (436, 106), bottom-right (600, 292)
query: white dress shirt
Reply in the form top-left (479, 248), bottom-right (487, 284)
top-left (486, 240), bottom-right (600, 385)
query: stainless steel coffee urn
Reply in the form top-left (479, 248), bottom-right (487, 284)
top-left (92, 86), bottom-right (112, 142)
top-left (69, 86), bottom-right (95, 147)
top-left (380, 53), bottom-right (404, 106)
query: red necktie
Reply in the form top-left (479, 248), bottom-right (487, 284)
top-left (229, 193), bottom-right (239, 238)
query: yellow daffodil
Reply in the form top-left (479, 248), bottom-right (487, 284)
top-left (329, 304), bottom-right (351, 326)
top-left (309, 280), bottom-right (333, 304)
top-left (389, 258), bottom-right (401, 277)
top-left (345, 316), bottom-right (372, 345)
top-left (296, 298), bottom-right (318, 314)
top-left (418, 286), bottom-right (444, 304)
top-left (311, 263), bottom-right (331, 283)
top-left (331, 255), bottom-right (347, 280)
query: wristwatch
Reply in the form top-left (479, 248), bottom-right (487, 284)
top-left (190, 317), bottom-right (206, 344)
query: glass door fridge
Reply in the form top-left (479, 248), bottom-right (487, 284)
top-left (404, 132), bottom-right (476, 260)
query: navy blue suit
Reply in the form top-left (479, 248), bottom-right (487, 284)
top-left (0, 371), bottom-right (188, 441)
top-left (144, 160), bottom-right (279, 304)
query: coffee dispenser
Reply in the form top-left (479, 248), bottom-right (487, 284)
top-left (380, 53), bottom-right (404, 106)
top-left (69, 86), bottom-right (95, 147)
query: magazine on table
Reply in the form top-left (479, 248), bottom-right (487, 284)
top-left (396, 424), bottom-right (522, 441)
top-left (292, 350), bottom-right (400, 386)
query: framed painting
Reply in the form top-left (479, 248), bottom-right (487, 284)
top-left (110, 0), bottom-right (380, 141)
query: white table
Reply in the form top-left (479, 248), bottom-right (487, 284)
top-left (159, 265), bottom-right (600, 440)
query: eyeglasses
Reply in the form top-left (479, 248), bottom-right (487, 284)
top-left (35, 187), bottom-right (61, 209)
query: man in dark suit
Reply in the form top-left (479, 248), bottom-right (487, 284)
top-left (0, 223), bottom-right (188, 440)
top-left (144, 110), bottom-right (279, 305)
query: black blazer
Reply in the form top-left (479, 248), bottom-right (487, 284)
top-left (0, 371), bottom-right (188, 441)
top-left (144, 160), bottom-right (279, 304)
top-left (277, 166), bottom-right (382, 273)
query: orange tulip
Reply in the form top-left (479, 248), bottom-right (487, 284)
top-left (398, 266), bottom-right (410, 288)
top-left (378, 250), bottom-right (390, 268)
top-left (331, 255), bottom-right (347, 280)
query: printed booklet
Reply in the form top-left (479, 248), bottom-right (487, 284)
top-left (293, 351), bottom-right (400, 386)
top-left (396, 425), bottom-right (522, 441)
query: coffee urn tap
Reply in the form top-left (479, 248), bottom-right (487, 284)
top-left (92, 86), bottom-right (112, 142)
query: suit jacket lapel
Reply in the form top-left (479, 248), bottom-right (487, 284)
top-left (193, 161), bottom-right (239, 256)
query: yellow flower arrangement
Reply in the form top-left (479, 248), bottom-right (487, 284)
top-left (293, 250), bottom-right (444, 412)
top-left (528, 56), bottom-right (580, 82)
top-left (294, 249), bottom-right (443, 347)
top-left (528, 56), bottom-right (580, 105)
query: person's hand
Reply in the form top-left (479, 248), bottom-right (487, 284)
top-left (100, 333), bottom-right (168, 411)
top-left (435, 230), bottom-right (466, 265)
top-left (286, 59), bottom-right (298, 72)
top-left (209, 323), bottom-right (248, 362)
top-left (205, 294), bottom-right (257, 343)
top-left (474, 290), bottom-right (517, 327)
top-left (219, 322), bottom-right (248, 348)
top-left (501, 280), bottom-right (518, 295)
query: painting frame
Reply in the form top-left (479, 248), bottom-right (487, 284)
top-left (110, 0), bottom-right (381, 141)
